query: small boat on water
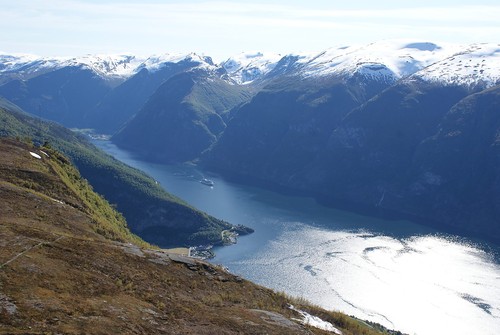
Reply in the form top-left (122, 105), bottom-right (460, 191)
top-left (200, 178), bottom-right (214, 186)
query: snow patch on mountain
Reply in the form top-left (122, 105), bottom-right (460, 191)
top-left (297, 41), bottom-right (460, 82)
top-left (62, 55), bottom-right (143, 79)
top-left (2, 42), bottom-right (500, 87)
top-left (222, 52), bottom-right (283, 84)
top-left (137, 52), bottom-right (216, 73)
top-left (0, 54), bottom-right (63, 78)
top-left (0, 53), bottom-right (143, 81)
top-left (414, 43), bottom-right (500, 88)
top-left (0, 52), bottom-right (219, 81)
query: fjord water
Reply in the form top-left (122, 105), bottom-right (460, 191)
top-left (95, 140), bottom-right (500, 335)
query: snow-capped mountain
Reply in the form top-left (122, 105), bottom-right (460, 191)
top-left (2, 41), bottom-right (500, 86)
top-left (0, 52), bottom-right (218, 83)
top-left (280, 41), bottom-right (460, 82)
top-left (413, 43), bottom-right (500, 88)
top-left (62, 55), bottom-right (143, 79)
top-left (0, 54), bottom-right (62, 81)
top-left (288, 41), bottom-right (500, 88)
top-left (222, 52), bottom-right (283, 84)
top-left (137, 52), bottom-right (218, 73)
top-left (0, 53), bottom-right (143, 83)
top-left (2, 40), bottom-right (500, 136)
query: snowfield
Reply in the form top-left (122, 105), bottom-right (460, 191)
top-left (2, 41), bottom-right (500, 87)
top-left (415, 43), bottom-right (500, 87)
top-left (222, 51), bottom-right (283, 84)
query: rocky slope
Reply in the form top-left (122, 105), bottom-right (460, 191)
top-left (0, 138), bottom-right (399, 335)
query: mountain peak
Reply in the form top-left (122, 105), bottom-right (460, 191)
top-left (294, 40), bottom-right (460, 81)
top-left (222, 51), bottom-right (283, 84)
top-left (137, 52), bottom-right (217, 74)
top-left (2, 41), bottom-right (500, 87)
top-left (62, 54), bottom-right (143, 78)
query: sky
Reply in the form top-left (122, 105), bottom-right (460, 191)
top-left (1, 0), bottom-right (499, 61)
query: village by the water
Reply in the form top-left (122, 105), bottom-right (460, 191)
top-left (189, 227), bottom-right (244, 259)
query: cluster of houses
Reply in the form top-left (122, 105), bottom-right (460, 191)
top-left (188, 245), bottom-right (214, 259)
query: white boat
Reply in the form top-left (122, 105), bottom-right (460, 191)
top-left (200, 178), bottom-right (214, 186)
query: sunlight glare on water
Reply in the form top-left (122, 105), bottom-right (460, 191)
top-left (93, 140), bottom-right (500, 335)
top-left (226, 226), bottom-right (500, 335)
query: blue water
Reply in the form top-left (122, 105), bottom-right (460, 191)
top-left (94, 140), bottom-right (500, 335)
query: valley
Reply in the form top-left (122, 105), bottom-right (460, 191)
top-left (3, 41), bottom-right (498, 244)
top-left (1, 138), bottom-right (391, 334)
top-left (1, 39), bottom-right (500, 335)
top-left (95, 139), bottom-right (500, 335)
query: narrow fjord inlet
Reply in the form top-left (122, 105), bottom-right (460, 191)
top-left (95, 140), bottom-right (500, 335)
top-left (2, 2), bottom-right (500, 334)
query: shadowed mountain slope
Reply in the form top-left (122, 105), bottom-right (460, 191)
top-left (113, 69), bottom-right (254, 162)
top-left (0, 98), bottom-right (247, 247)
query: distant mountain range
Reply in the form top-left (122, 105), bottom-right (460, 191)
top-left (1, 41), bottom-right (499, 133)
top-left (1, 40), bottom-right (500, 243)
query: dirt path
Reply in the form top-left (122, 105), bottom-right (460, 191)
top-left (0, 235), bottom-right (64, 269)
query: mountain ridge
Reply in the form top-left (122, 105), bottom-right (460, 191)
top-left (3, 41), bottom-right (499, 87)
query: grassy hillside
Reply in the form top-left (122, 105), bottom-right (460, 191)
top-left (0, 137), bottom-right (150, 247)
top-left (0, 97), bottom-right (245, 247)
top-left (0, 137), bottom-right (400, 335)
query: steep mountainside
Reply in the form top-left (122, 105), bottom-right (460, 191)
top-left (0, 98), bottom-right (245, 247)
top-left (84, 59), bottom-right (202, 133)
top-left (204, 78), bottom-right (500, 243)
top-left (406, 85), bottom-right (500, 236)
top-left (197, 43), bottom-right (500, 243)
top-left (0, 53), bottom-right (223, 133)
top-left (0, 66), bottom-right (112, 128)
top-left (201, 65), bottom-right (396, 187)
top-left (112, 68), bottom-right (254, 162)
top-left (0, 138), bottom-right (399, 335)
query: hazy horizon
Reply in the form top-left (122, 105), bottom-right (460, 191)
top-left (1, 0), bottom-right (499, 61)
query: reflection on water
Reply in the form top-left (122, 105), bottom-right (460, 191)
top-left (94, 140), bottom-right (500, 335)
top-left (221, 227), bottom-right (500, 335)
